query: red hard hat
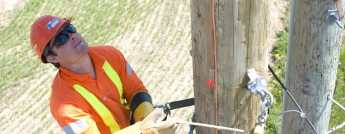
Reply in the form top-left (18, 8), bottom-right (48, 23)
top-left (30, 15), bottom-right (72, 63)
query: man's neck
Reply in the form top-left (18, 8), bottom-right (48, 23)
top-left (61, 54), bottom-right (97, 80)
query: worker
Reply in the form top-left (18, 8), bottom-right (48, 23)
top-left (30, 15), bottom-right (179, 134)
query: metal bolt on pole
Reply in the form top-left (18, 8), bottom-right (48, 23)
top-left (328, 96), bottom-right (345, 112)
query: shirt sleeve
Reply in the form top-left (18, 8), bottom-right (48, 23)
top-left (51, 103), bottom-right (101, 134)
top-left (106, 46), bottom-right (149, 104)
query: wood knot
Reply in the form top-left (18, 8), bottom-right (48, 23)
top-left (303, 79), bottom-right (313, 94)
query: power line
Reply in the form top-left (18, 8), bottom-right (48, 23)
top-left (268, 65), bottom-right (318, 134)
top-left (325, 122), bottom-right (345, 134)
top-left (268, 65), bottom-right (303, 112)
top-left (274, 110), bottom-right (303, 134)
top-left (326, 95), bottom-right (345, 133)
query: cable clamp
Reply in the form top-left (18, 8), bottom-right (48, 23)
top-left (326, 9), bottom-right (343, 28)
top-left (243, 68), bottom-right (267, 97)
top-left (299, 112), bottom-right (306, 118)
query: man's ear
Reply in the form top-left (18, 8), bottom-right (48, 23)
top-left (47, 55), bottom-right (59, 63)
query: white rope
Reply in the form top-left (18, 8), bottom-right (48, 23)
top-left (325, 122), bottom-right (345, 134)
top-left (177, 120), bottom-right (249, 133)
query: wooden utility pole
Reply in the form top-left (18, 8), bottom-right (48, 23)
top-left (282, 0), bottom-right (344, 134)
top-left (191, 0), bottom-right (270, 133)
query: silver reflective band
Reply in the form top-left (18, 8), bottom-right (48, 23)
top-left (126, 62), bottom-right (133, 76)
top-left (63, 118), bottom-right (89, 134)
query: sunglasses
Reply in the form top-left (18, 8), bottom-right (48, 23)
top-left (42, 24), bottom-right (76, 62)
top-left (52, 24), bottom-right (77, 48)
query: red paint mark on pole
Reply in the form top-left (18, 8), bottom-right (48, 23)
top-left (207, 80), bottom-right (214, 87)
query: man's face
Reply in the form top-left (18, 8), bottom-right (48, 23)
top-left (48, 24), bottom-right (89, 65)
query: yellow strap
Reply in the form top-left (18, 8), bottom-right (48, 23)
top-left (73, 84), bottom-right (120, 133)
top-left (102, 61), bottom-right (125, 105)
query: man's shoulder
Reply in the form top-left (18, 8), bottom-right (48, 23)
top-left (89, 46), bottom-right (124, 63)
top-left (89, 45), bottom-right (120, 53)
top-left (50, 80), bottom-right (76, 100)
top-left (49, 84), bottom-right (86, 110)
top-left (50, 73), bottom-right (83, 108)
top-left (51, 70), bottom-right (73, 89)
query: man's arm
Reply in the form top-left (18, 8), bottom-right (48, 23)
top-left (130, 92), bottom-right (155, 122)
top-left (106, 47), bottom-right (154, 122)
top-left (53, 103), bottom-right (177, 134)
top-left (51, 103), bottom-right (101, 134)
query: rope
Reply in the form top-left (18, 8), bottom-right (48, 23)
top-left (325, 122), bottom-right (345, 134)
top-left (177, 120), bottom-right (249, 133)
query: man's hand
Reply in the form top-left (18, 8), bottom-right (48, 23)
top-left (139, 108), bottom-right (179, 134)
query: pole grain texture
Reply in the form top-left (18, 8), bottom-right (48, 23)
top-left (282, 0), bottom-right (345, 134)
top-left (191, 0), bottom-right (270, 133)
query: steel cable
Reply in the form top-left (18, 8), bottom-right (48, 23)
top-left (268, 65), bottom-right (318, 134)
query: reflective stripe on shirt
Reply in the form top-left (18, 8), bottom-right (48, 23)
top-left (102, 61), bottom-right (125, 105)
top-left (62, 118), bottom-right (89, 134)
top-left (126, 63), bottom-right (132, 76)
top-left (73, 84), bottom-right (120, 133)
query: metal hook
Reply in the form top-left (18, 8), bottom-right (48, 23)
top-left (326, 10), bottom-right (343, 28)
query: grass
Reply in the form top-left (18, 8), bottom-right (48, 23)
top-left (328, 43), bottom-right (345, 134)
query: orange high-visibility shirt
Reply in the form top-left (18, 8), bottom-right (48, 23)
top-left (49, 46), bottom-right (148, 134)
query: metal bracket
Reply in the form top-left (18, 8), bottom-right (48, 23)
top-left (326, 10), bottom-right (343, 28)
top-left (243, 68), bottom-right (274, 125)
